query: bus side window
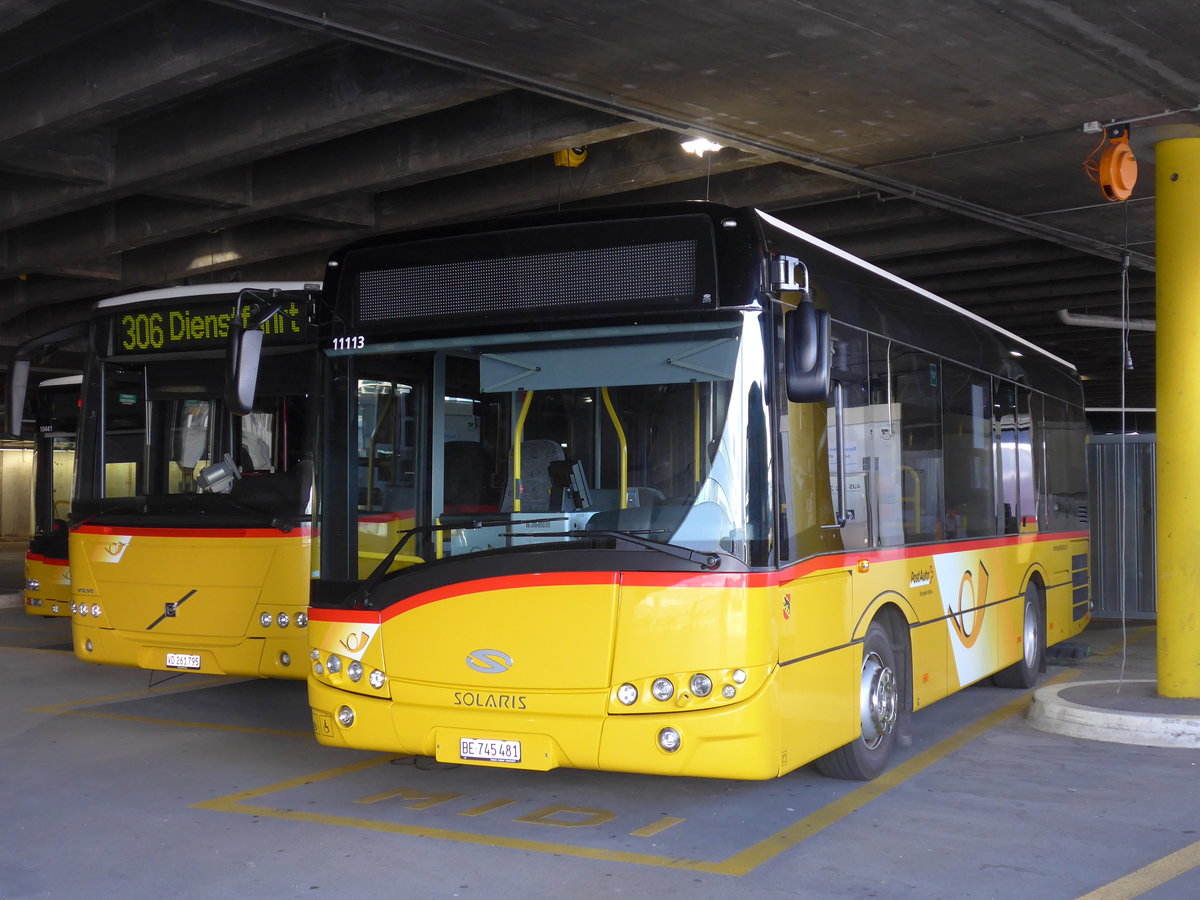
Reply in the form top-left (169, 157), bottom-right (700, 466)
top-left (942, 362), bottom-right (995, 539)
top-left (870, 338), bottom-right (944, 545)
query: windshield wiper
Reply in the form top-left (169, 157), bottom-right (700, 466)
top-left (350, 516), bottom-right (572, 608)
top-left (503, 529), bottom-right (722, 570)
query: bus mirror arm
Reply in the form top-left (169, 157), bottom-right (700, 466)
top-left (822, 381), bottom-right (849, 530)
top-left (785, 300), bottom-right (832, 404)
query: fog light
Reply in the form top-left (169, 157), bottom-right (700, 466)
top-left (617, 683), bottom-right (638, 706)
top-left (260, 612), bottom-right (273, 628)
top-left (313, 662), bottom-right (324, 675)
top-left (296, 612), bottom-right (308, 628)
top-left (78, 605), bottom-right (88, 618)
top-left (722, 684), bottom-right (737, 699)
top-left (91, 604), bottom-right (101, 618)
top-left (326, 653), bottom-right (342, 674)
top-left (689, 673), bottom-right (713, 698)
top-left (733, 668), bottom-right (747, 684)
top-left (276, 612), bottom-right (290, 628)
top-left (651, 677), bottom-right (674, 701)
top-left (26, 578), bottom-right (39, 591)
top-left (279, 652), bottom-right (291, 666)
top-left (336, 705), bottom-right (355, 727)
top-left (347, 660), bottom-right (363, 682)
top-left (658, 727), bottom-right (681, 753)
top-left (310, 648), bottom-right (320, 661)
top-left (369, 669), bottom-right (385, 689)
top-left (84, 639), bottom-right (93, 653)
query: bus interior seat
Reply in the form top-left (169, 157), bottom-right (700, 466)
top-left (444, 440), bottom-right (493, 509)
top-left (500, 439), bottom-right (565, 512)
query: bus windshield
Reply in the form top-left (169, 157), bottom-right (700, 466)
top-left (81, 349), bottom-right (313, 525)
top-left (336, 318), bottom-right (758, 574)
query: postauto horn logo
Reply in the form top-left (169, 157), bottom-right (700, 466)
top-left (466, 649), bottom-right (514, 675)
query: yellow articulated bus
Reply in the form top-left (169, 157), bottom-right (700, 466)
top-left (301, 204), bottom-right (1090, 780)
top-left (6, 326), bottom-right (88, 617)
top-left (69, 283), bottom-right (321, 680)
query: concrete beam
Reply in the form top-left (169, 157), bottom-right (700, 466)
top-left (0, 3), bottom-right (327, 151)
top-left (1, 44), bottom-right (499, 228)
top-left (0, 93), bottom-right (649, 275)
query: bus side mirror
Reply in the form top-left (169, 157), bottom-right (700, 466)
top-left (225, 324), bottom-right (264, 416)
top-left (785, 302), bottom-right (831, 403)
top-left (225, 291), bottom-right (284, 416)
top-left (5, 358), bottom-right (30, 438)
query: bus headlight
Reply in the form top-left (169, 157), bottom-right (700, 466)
top-left (733, 669), bottom-right (747, 684)
top-left (310, 648), bottom-right (320, 661)
top-left (295, 612), bottom-right (308, 628)
top-left (26, 578), bottom-right (39, 591)
top-left (77, 604), bottom-right (88, 617)
top-left (616, 683), bottom-right (638, 706)
top-left (651, 678), bottom-right (674, 701)
top-left (368, 669), bottom-right (385, 689)
top-left (347, 660), bottom-right (363, 682)
top-left (276, 612), bottom-right (290, 628)
top-left (689, 673), bottom-right (713, 698)
top-left (658, 727), bottom-right (681, 753)
top-left (260, 612), bottom-right (273, 628)
top-left (326, 653), bottom-right (342, 674)
top-left (91, 604), bottom-right (101, 618)
top-left (336, 706), bottom-right (355, 727)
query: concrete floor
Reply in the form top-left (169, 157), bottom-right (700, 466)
top-left (1, 540), bottom-right (1198, 898)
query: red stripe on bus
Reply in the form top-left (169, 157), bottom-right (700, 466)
top-left (25, 552), bottom-right (69, 567)
top-left (308, 529), bottom-right (1088, 625)
top-left (73, 523), bottom-right (311, 539)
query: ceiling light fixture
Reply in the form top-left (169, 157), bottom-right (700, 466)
top-left (681, 137), bottom-right (723, 157)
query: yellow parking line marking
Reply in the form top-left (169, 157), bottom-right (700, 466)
top-left (1077, 837), bottom-right (1200, 900)
top-left (50, 708), bottom-right (311, 737)
top-left (459, 799), bottom-right (518, 817)
top-left (716, 668), bottom-right (1083, 875)
top-left (29, 676), bottom-right (238, 713)
top-left (194, 672), bottom-right (1080, 875)
top-left (630, 817), bottom-right (686, 837)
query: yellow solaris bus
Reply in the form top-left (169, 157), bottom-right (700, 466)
top-left (70, 283), bottom-right (320, 679)
top-left (304, 204), bottom-right (1090, 779)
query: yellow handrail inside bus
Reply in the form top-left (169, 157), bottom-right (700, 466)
top-left (601, 387), bottom-right (628, 509)
top-left (511, 390), bottom-right (534, 512)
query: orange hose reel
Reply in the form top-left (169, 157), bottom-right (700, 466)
top-left (1087, 125), bottom-right (1137, 201)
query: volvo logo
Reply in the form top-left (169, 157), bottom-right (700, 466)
top-left (465, 648), bottom-right (513, 674)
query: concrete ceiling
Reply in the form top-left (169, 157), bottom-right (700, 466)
top-left (3, 0), bottom-right (1191, 420)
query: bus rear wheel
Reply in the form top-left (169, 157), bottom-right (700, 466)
top-left (993, 584), bottom-right (1043, 689)
top-left (816, 620), bottom-right (899, 780)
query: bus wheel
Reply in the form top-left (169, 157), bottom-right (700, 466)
top-left (994, 584), bottom-right (1042, 689)
top-left (816, 620), bottom-right (899, 780)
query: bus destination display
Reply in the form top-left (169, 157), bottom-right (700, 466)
top-left (109, 297), bottom-right (311, 354)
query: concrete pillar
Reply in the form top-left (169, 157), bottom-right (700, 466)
top-left (1155, 134), bottom-right (1200, 698)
